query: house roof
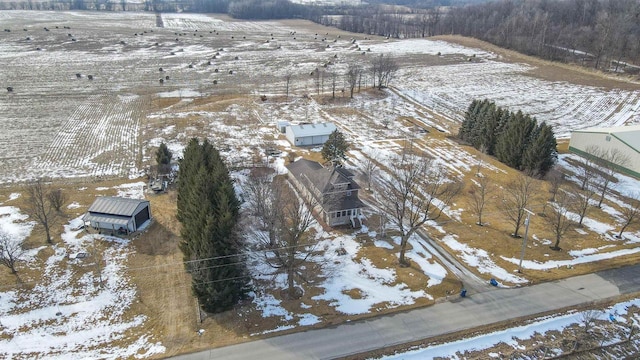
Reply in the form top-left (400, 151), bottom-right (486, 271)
top-left (87, 196), bottom-right (149, 217)
top-left (287, 123), bottom-right (336, 138)
top-left (286, 159), bottom-right (364, 211)
top-left (573, 125), bottom-right (640, 151)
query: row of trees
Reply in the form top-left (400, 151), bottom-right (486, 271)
top-left (177, 138), bottom-right (249, 313)
top-left (458, 99), bottom-right (557, 177)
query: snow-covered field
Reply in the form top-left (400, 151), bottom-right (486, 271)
top-left (1, 11), bottom-right (638, 182)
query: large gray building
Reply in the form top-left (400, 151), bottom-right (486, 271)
top-left (569, 125), bottom-right (640, 178)
top-left (83, 197), bottom-right (151, 235)
top-left (285, 122), bottom-right (337, 146)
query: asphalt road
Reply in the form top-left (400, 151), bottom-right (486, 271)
top-left (169, 264), bottom-right (640, 360)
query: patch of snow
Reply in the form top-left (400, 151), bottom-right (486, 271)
top-left (67, 202), bottom-right (81, 209)
top-left (442, 235), bottom-right (527, 284)
top-left (114, 181), bottom-right (146, 199)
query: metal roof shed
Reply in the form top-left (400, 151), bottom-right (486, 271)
top-left (83, 196), bottom-right (151, 234)
top-left (285, 122), bottom-right (337, 146)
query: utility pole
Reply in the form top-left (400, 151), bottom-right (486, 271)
top-left (518, 208), bottom-right (535, 273)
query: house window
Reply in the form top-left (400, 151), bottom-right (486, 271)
top-left (347, 210), bottom-right (352, 216)
top-left (336, 212), bottom-right (341, 218)
top-left (342, 210), bottom-right (346, 217)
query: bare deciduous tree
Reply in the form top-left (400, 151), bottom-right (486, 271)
top-left (546, 189), bottom-right (575, 250)
top-left (256, 177), bottom-right (318, 298)
top-left (346, 62), bottom-right (362, 98)
top-left (375, 150), bottom-right (462, 266)
top-left (47, 188), bottom-right (67, 213)
top-left (569, 184), bottom-right (597, 226)
top-left (329, 71), bottom-right (338, 98)
top-left (469, 174), bottom-right (493, 226)
top-left (617, 193), bottom-right (640, 239)
top-left (361, 152), bottom-right (379, 192)
top-left (0, 231), bottom-right (24, 274)
top-left (576, 145), bottom-right (600, 190)
top-left (284, 73), bottom-right (292, 99)
top-left (370, 54), bottom-right (398, 89)
top-left (545, 166), bottom-right (565, 202)
top-left (245, 169), bottom-right (282, 246)
top-left (24, 179), bottom-right (57, 244)
top-left (594, 148), bottom-right (630, 208)
top-left (500, 174), bottom-right (538, 237)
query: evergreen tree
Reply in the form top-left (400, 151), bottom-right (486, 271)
top-left (458, 99), bottom-right (481, 141)
top-left (321, 130), bottom-right (350, 165)
top-left (522, 122), bottom-right (557, 176)
top-left (494, 111), bottom-right (536, 170)
top-left (176, 138), bottom-right (248, 313)
top-left (156, 142), bottom-right (173, 166)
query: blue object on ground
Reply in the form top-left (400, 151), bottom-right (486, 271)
top-left (490, 278), bottom-right (498, 286)
top-left (460, 289), bottom-right (467, 298)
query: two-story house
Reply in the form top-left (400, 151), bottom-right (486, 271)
top-left (286, 159), bottom-right (365, 228)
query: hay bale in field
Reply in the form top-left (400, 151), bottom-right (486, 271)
top-left (229, 70), bottom-right (234, 74)
top-left (214, 68), bottom-right (218, 72)
top-left (234, 56), bottom-right (239, 60)
top-left (159, 78), bottom-right (164, 83)
top-left (7, 87), bottom-right (13, 92)
top-left (87, 75), bottom-right (93, 80)
top-left (188, 64), bottom-right (193, 68)
top-left (159, 67), bottom-right (163, 72)
top-left (68, 33), bottom-right (72, 37)
top-left (75, 73), bottom-right (81, 79)
top-left (72, 38), bottom-right (76, 42)
top-left (213, 80), bottom-right (218, 84)
top-left (120, 40), bottom-right (126, 45)
top-left (165, 75), bottom-right (170, 80)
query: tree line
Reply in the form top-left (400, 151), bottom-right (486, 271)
top-left (177, 138), bottom-right (249, 313)
top-left (444, 0), bottom-right (640, 72)
top-left (458, 99), bottom-right (557, 177)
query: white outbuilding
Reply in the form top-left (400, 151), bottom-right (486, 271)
top-left (285, 122), bottom-right (336, 146)
top-left (83, 196), bottom-right (151, 235)
top-left (569, 125), bottom-right (640, 178)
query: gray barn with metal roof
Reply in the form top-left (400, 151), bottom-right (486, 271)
top-left (285, 122), bottom-right (337, 146)
top-left (83, 197), bottom-right (151, 234)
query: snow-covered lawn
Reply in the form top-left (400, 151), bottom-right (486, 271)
top-left (0, 196), bottom-right (164, 359)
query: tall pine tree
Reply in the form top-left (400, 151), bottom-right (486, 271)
top-left (521, 122), bottom-right (557, 176)
top-left (177, 138), bottom-right (248, 313)
top-left (495, 111), bottom-right (536, 170)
